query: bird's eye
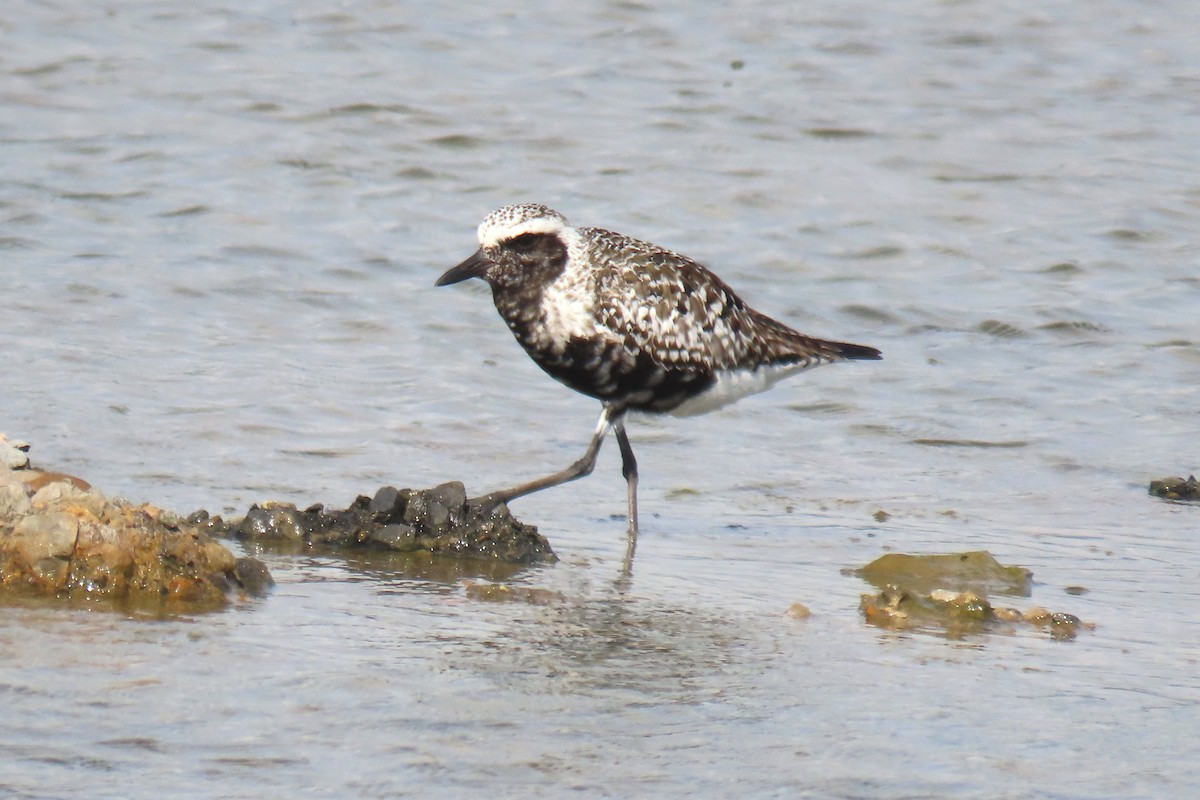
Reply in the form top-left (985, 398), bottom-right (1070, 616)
top-left (507, 233), bottom-right (540, 252)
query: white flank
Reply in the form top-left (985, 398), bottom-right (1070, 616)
top-left (668, 362), bottom-right (818, 417)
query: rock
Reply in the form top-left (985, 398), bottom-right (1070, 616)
top-left (786, 602), bottom-right (812, 620)
top-left (1, 438), bottom-right (273, 610)
top-left (0, 484), bottom-right (32, 519)
top-left (1149, 475), bottom-right (1199, 501)
top-left (236, 504), bottom-right (307, 542)
top-left (369, 486), bottom-right (404, 519)
top-left (233, 557), bottom-right (274, 596)
top-left (430, 481), bottom-right (467, 512)
top-left (0, 436), bottom-right (30, 470)
top-left (203, 484), bottom-right (555, 564)
top-left (369, 523), bottom-right (417, 551)
top-left (30, 481), bottom-right (108, 516)
top-left (462, 580), bottom-right (566, 605)
top-left (854, 550), bottom-right (1090, 640)
top-left (853, 550), bottom-right (1033, 598)
top-left (9, 511), bottom-right (78, 589)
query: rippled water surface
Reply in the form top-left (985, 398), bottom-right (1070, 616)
top-left (3, 1), bottom-right (1199, 797)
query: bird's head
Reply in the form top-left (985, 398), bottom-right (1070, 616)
top-left (437, 204), bottom-right (572, 290)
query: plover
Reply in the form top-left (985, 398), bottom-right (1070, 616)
top-left (436, 203), bottom-right (880, 543)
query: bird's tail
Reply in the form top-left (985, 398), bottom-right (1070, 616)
top-left (825, 340), bottom-right (882, 361)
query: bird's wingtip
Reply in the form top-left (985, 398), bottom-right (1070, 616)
top-left (839, 343), bottom-right (882, 361)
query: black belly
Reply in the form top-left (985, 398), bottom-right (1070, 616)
top-left (528, 336), bottom-right (714, 414)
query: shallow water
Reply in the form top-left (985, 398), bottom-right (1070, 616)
top-left (3, 0), bottom-right (1199, 797)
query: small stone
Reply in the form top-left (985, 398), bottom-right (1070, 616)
top-left (402, 492), bottom-right (428, 527)
top-left (29, 481), bottom-right (93, 509)
top-left (430, 481), bottom-right (467, 511)
top-left (1049, 612), bottom-right (1082, 639)
top-left (1, 440), bottom-right (30, 470)
top-left (13, 511), bottom-right (79, 560)
top-left (236, 505), bottom-right (304, 541)
top-left (0, 483), bottom-right (32, 519)
top-left (369, 523), bottom-right (417, 551)
top-left (1149, 475), bottom-right (1200, 500)
top-left (426, 499), bottom-right (450, 531)
top-left (786, 602), bottom-right (812, 619)
top-left (233, 557), bottom-right (274, 596)
top-left (1022, 607), bottom-right (1053, 624)
top-left (369, 486), bottom-right (403, 520)
top-left (948, 591), bottom-right (991, 620)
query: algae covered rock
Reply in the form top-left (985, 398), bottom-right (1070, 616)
top-left (854, 550), bottom-right (1033, 598)
top-left (853, 551), bottom-right (1088, 640)
top-left (1, 437), bottom-right (271, 611)
top-left (1148, 475), bottom-right (1199, 501)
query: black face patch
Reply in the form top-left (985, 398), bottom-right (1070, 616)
top-left (501, 232), bottom-right (567, 266)
top-left (506, 232), bottom-right (543, 253)
top-left (485, 232), bottom-right (570, 293)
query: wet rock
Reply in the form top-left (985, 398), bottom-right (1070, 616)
top-left (204, 484), bottom-right (555, 564)
top-left (369, 523), bottom-right (417, 550)
top-left (852, 550), bottom-right (1032, 597)
top-left (233, 557), bottom-right (275, 596)
top-left (368, 485), bottom-right (403, 518)
top-left (1, 435), bottom-right (272, 610)
top-left (0, 484), bottom-right (32, 519)
top-left (0, 434), bottom-right (30, 470)
top-left (1148, 475), bottom-right (1199, 501)
top-left (786, 602), bottom-right (812, 620)
top-left (854, 551), bottom-right (1090, 640)
top-left (430, 481), bottom-right (467, 513)
top-left (462, 580), bottom-right (566, 605)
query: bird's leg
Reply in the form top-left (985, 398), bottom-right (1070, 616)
top-left (469, 406), bottom-right (616, 514)
top-left (614, 419), bottom-right (638, 576)
top-left (614, 420), bottom-right (638, 535)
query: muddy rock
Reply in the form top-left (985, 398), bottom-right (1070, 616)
top-left (195, 481), bottom-right (556, 564)
top-left (1, 436), bottom-right (271, 610)
top-left (1148, 475), bottom-right (1199, 501)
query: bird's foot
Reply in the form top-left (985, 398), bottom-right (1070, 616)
top-left (465, 492), bottom-right (504, 516)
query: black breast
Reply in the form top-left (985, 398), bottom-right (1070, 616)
top-left (526, 335), bottom-right (715, 414)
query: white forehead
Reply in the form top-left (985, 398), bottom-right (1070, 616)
top-left (477, 204), bottom-right (570, 248)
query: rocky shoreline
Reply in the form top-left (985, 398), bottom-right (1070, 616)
top-left (1, 433), bottom-right (553, 612)
top-left (0, 434), bottom-right (271, 611)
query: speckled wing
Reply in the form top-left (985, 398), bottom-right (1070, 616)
top-left (582, 228), bottom-right (857, 375)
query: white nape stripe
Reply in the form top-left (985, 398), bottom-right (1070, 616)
top-left (478, 216), bottom-right (568, 249)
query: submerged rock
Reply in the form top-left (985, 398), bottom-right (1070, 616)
top-left (1, 436), bottom-right (271, 611)
top-left (853, 550), bottom-right (1033, 598)
top-left (1148, 475), bottom-right (1199, 501)
top-left (193, 482), bottom-right (556, 564)
top-left (853, 551), bottom-right (1089, 640)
